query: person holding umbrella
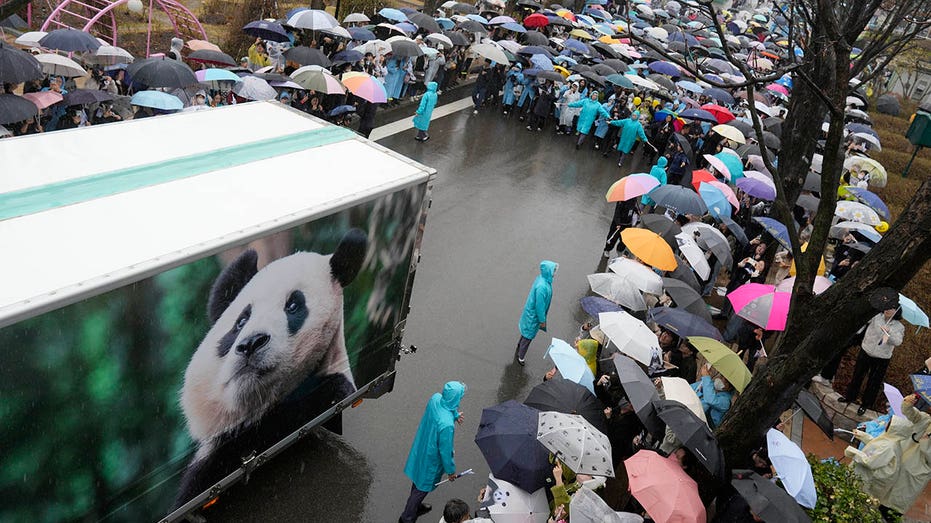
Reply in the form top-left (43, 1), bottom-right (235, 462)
top-left (516, 260), bottom-right (558, 365)
top-left (840, 299), bottom-right (906, 416)
top-left (603, 196), bottom-right (640, 258)
top-left (691, 364), bottom-right (734, 428)
top-left (401, 381), bottom-right (467, 523)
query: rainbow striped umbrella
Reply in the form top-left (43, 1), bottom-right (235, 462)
top-left (605, 173), bottom-right (660, 202)
top-left (342, 74), bottom-right (387, 103)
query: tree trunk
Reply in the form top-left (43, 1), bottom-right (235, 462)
top-left (716, 175), bottom-right (931, 467)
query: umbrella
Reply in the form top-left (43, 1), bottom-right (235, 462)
top-left (727, 283), bottom-right (791, 331)
top-left (450, 2), bottom-right (477, 13)
top-left (680, 222), bottom-right (732, 267)
top-left (471, 42), bottom-right (510, 64)
top-left (571, 486), bottom-right (639, 523)
top-left (285, 46), bottom-right (332, 66)
top-left (348, 27), bottom-right (377, 41)
top-left (679, 108), bottom-right (718, 123)
top-left (737, 176), bottom-right (776, 200)
top-left (640, 213), bottom-right (681, 249)
top-left (829, 221), bottom-right (883, 242)
top-left (287, 9), bottom-right (338, 30)
top-left (662, 277), bottom-right (712, 321)
top-left (0, 94), bottom-right (38, 124)
top-left (721, 216), bottom-right (748, 246)
top-left (676, 79), bottom-right (702, 93)
top-left (587, 273), bottom-right (647, 311)
top-left (732, 470), bottom-right (812, 523)
top-left (626, 450), bottom-right (706, 523)
top-left (547, 338), bottom-right (596, 393)
top-left (699, 182), bottom-right (732, 220)
top-left (89, 45), bottom-right (135, 65)
top-left (127, 57), bottom-right (197, 88)
top-left (186, 39), bottom-right (221, 52)
top-left (408, 12), bottom-right (442, 33)
top-left (243, 20), bottom-right (290, 42)
top-left (443, 30), bottom-right (471, 46)
top-left (523, 30), bottom-right (549, 45)
top-left (899, 294), bottom-right (929, 328)
top-left (606, 73), bottom-right (634, 89)
top-left (21, 91), bottom-right (62, 110)
top-left (701, 103), bottom-right (735, 124)
top-left (752, 217), bottom-right (791, 250)
top-left (844, 156), bottom-right (887, 188)
top-left (766, 429), bottom-right (817, 509)
top-left (343, 12), bottom-right (370, 23)
top-left (654, 399), bottom-right (726, 478)
top-left (614, 354), bottom-right (664, 438)
top-left (648, 307), bottom-right (722, 341)
top-left (342, 74), bottom-right (387, 103)
top-left (598, 311), bottom-right (661, 366)
top-left (195, 68), bottom-right (242, 83)
top-left (687, 337), bottom-right (752, 393)
top-left (869, 287), bottom-right (900, 311)
top-left (426, 33), bottom-right (454, 49)
top-left (291, 69), bottom-right (345, 94)
top-left (187, 49), bottom-right (237, 67)
top-left (649, 185), bottom-right (707, 216)
top-left (712, 124), bottom-right (745, 144)
top-left (35, 53), bottom-right (86, 77)
top-left (524, 12), bottom-right (549, 28)
top-left (328, 104), bottom-right (356, 116)
top-left (661, 377), bottom-right (707, 423)
top-left (666, 259), bottom-right (702, 294)
top-left (835, 200), bottom-right (881, 226)
top-left (795, 389), bottom-right (833, 440)
top-left (38, 28), bottom-right (100, 53)
top-left (607, 257), bottom-right (664, 295)
top-left (524, 378), bottom-right (606, 431)
top-left (675, 232), bottom-right (711, 280)
top-left (388, 39), bottom-right (424, 58)
top-left (63, 89), bottom-right (114, 106)
top-left (475, 401), bottom-right (552, 493)
top-left (884, 383), bottom-right (906, 417)
top-left (912, 374), bottom-right (931, 405)
top-left (703, 87), bottom-right (735, 105)
top-left (622, 228), bottom-right (677, 271)
top-left (537, 411), bottom-right (614, 476)
top-left (130, 90), bottom-right (183, 111)
top-left (648, 60), bottom-right (680, 77)
top-left (0, 42), bottom-right (43, 84)
top-left (377, 7), bottom-right (407, 22)
top-left (13, 31), bottom-right (47, 48)
top-left (232, 76), bottom-right (278, 101)
top-left (706, 152), bottom-right (744, 180)
top-left (580, 296), bottom-right (623, 317)
top-left (841, 187), bottom-right (890, 220)
top-left (479, 473), bottom-right (550, 523)
top-left (536, 71), bottom-right (566, 83)
top-left (776, 276), bottom-right (832, 295)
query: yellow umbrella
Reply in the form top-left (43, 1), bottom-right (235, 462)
top-left (553, 65), bottom-right (570, 78)
top-left (687, 337), bottom-right (753, 393)
top-left (621, 228), bottom-right (678, 271)
top-left (712, 124), bottom-right (746, 144)
top-left (569, 28), bottom-right (594, 40)
top-left (599, 36), bottom-right (622, 44)
top-left (788, 241), bottom-right (826, 277)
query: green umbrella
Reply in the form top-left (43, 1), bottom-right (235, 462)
top-left (687, 336), bottom-right (753, 393)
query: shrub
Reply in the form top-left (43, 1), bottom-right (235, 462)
top-left (805, 456), bottom-right (893, 522)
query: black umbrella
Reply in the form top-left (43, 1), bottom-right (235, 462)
top-left (661, 277), bottom-right (713, 322)
top-left (522, 30), bottom-right (549, 46)
top-left (284, 46), bottom-right (332, 66)
top-left (592, 42), bottom-right (622, 60)
top-left (648, 73), bottom-right (676, 91)
top-left (450, 2), bottom-right (477, 13)
top-left (187, 49), bottom-right (237, 67)
top-left (653, 399), bottom-right (726, 478)
top-left (443, 30), bottom-right (471, 46)
top-left (761, 131), bottom-right (781, 150)
top-left (614, 354), bottom-right (664, 438)
top-left (458, 20), bottom-right (488, 34)
top-left (518, 45), bottom-right (553, 59)
top-left (795, 389), bottom-right (833, 440)
top-left (475, 400), bottom-right (553, 492)
top-left (732, 470), bottom-right (812, 523)
top-left (650, 185), bottom-right (708, 216)
top-left (666, 259), bottom-right (702, 293)
top-left (735, 143), bottom-right (762, 159)
top-left (243, 20), bottom-right (290, 42)
top-left (720, 216), bottom-right (748, 245)
top-left (0, 42), bottom-right (43, 84)
top-left (581, 71), bottom-right (605, 86)
top-left (517, 0), bottom-right (542, 8)
top-left (591, 63), bottom-right (615, 76)
top-left (648, 307), bottom-right (723, 341)
top-left (537, 70), bottom-right (566, 83)
top-left (726, 119), bottom-right (753, 136)
top-left (390, 39), bottom-right (424, 57)
top-left (63, 89), bottom-right (114, 106)
top-left (876, 94), bottom-right (900, 116)
top-left (408, 12), bottom-right (441, 33)
top-left (0, 94), bottom-right (38, 124)
top-left (703, 87), bottom-right (735, 105)
top-left (869, 287), bottom-right (899, 310)
top-left (524, 377), bottom-right (606, 432)
top-left (571, 63), bottom-right (592, 73)
top-left (127, 57), bottom-right (197, 88)
top-left (671, 133), bottom-right (694, 163)
top-left (640, 214), bottom-right (681, 249)
top-left (38, 28), bottom-right (101, 53)
top-left (763, 117), bottom-right (783, 135)
top-left (601, 58), bottom-right (627, 72)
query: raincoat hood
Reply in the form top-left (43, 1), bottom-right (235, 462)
top-left (540, 260), bottom-right (558, 283)
top-left (655, 156), bottom-right (668, 169)
top-left (888, 415), bottom-right (914, 438)
top-left (426, 81), bottom-right (438, 92)
top-left (170, 38), bottom-right (183, 52)
top-left (440, 381), bottom-right (465, 411)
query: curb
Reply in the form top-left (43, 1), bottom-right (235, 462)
top-left (372, 78), bottom-right (475, 128)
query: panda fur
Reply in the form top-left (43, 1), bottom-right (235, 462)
top-left (175, 229), bottom-right (367, 507)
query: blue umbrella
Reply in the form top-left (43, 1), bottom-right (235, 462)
top-left (474, 400), bottom-right (552, 493)
top-left (846, 123), bottom-right (878, 138)
top-left (844, 187), bottom-right (890, 220)
top-left (580, 296), bottom-right (623, 316)
top-left (530, 53), bottom-right (553, 71)
top-left (669, 32), bottom-right (699, 46)
top-left (699, 182), bottom-right (732, 219)
top-left (679, 108), bottom-right (718, 123)
top-left (378, 7), bottom-right (408, 22)
top-left (436, 17), bottom-right (455, 30)
top-left (130, 90), bottom-right (183, 111)
top-left (553, 55), bottom-right (578, 66)
top-left (546, 338), bottom-right (596, 394)
top-left (648, 307), bottom-right (723, 341)
top-left (348, 27), bottom-right (376, 41)
top-left (606, 73), bottom-right (633, 88)
top-left (332, 49), bottom-right (364, 63)
top-left (586, 9), bottom-right (611, 20)
top-left (676, 80), bottom-right (702, 93)
top-left (502, 22), bottom-right (527, 33)
top-left (752, 217), bottom-right (791, 250)
top-left (912, 374), bottom-right (931, 404)
top-left (328, 104), bottom-right (356, 116)
top-left (702, 87), bottom-right (735, 105)
top-left (564, 38), bottom-right (589, 54)
top-left (649, 60), bottom-right (680, 77)
top-left (396, 22), bottom-right (417, 34)
top-left (899, 294), bottom-right (929, 328)
top-left (518, 45), bottom-right (554, 58)
top-left (39, 28), bottom-right (101, 53)
top-left (243, 20), bottom-right (290, 42)
top-left (466, 13), bottom-right (488, 24)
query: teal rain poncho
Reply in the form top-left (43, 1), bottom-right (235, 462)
top-left (404, 381), bottom-right (466, 492)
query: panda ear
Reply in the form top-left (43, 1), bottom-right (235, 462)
top-left (207, 249), bottom-right (259, 324)
top-left (330, 229), bottom-right (367, 287)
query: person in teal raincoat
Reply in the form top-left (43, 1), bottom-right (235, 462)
top-left (610, 111), bottom-right (650, 168)
top-left (569, 91), bottom-right (610, 149)
top-left (691, 365), bottom-right (733, 428)
top-left (413, 82), bottom-right (438, 142)
top-left (401, 381), bottom-right (467, 522)
top-left (641, 156), bottom-right (668, 206)
top-left (502, 64), bottom-right (523, 115)
top-left (516, 260), bottom-right (558, 364)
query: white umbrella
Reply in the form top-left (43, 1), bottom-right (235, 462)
top-left (35, 53), bottom-right (86, 77)
top-left (537, 412), bottom-right (614, 476)
top-left (766, 429), bottom-right (817, 509)
top-left (14, 31), bottom-right (47, 48)
top-left (854, 132), bottom-right (881, 150)
top-left (88, 45), bottom-right (134, 64)
top-left (607, 257), bottom-right (663, 295)
top-left (680, 222), bottom-right (732, 267)
top-left (645, 27), bottom-right (668, 41)
top-left (674, 233), bottom-right (711, 280)
top-left (598, 311), bottom-right (661, 366)
top-left (471, 42), bottom-right (511, 65)
top-left (480, 473), bottom-right (550, 523)
top-left (232, 75), bottom-right (277, 100)
top-left (287, 9), bottom-right (339, 30)
top-left (570, 487), bottom-right (644, 523)
top-left (587, 273), bottom-right (647, 311)
top-left (810, 153), bottom-right (823, 174)
top-left (0, 125), bottom-right (11, 138)
top-left (355, 39), bottom-right (391, 56)
top-left (322, 25), bottom-right (352, 39)
top-left (661, 377), bottom-right (707, 423)
top-left (626, 74), bottom-right (662, 90)
top-left (426, 33), bottom-right (454, 49)
top-left (496, 39), bottom-right (522, 54)
top-left (829, 220), bottom-right (883, 242)
top-left (846, 95), bottom-right (865, 107)
top-left (343, 12), bottom-right (370, 23)
top-left (835, 200), bottom-right (881, 225)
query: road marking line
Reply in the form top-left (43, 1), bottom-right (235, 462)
top-left (370, 97), bottom-right (474, 141)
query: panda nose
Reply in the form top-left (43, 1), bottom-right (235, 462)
top-left (236, 333), bottom-right (270, 357)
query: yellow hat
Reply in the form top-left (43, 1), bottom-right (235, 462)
top-left (876, 221), bottom-right (889, 232)
top-left (633, 96), bottom-right (642, 106)
top-left (653, 99), bottom-right (661, 107)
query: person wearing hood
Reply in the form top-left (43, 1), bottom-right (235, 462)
top-left (642, 156), bottom-right (668, 206)
top-left (516, 261), bottom-right (558, 365)
top-left (167, 37), bottom-right (184, 61)
top-left (691, 364), bottom-right (733, 428)
top-left (502, 63), bottom-right (523, 116)
top-left (557, 82), bottom-right (581, 134)
top-left (846, 413), bottom-right (914, 510)
top-left (385, 55), bottom-right (407, 104)
top-left (401, 381), bottom-right (467, 523)
top-left (610, 111), bottom-right (650, 168)
top-left (569, 91), bottom-right (610, 150)
top-left (413, 82), bottom-right (439, 142)
top-left (882, 394), bottom-right (931, 516)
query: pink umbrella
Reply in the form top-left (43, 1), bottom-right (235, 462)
top-left (342, 74), bottom-right (388, 103)
top-left (605, 173), bottom-right (661, 202)
top-left (703, 153), bottom-right (733, 180)
top-left (22, 91), bottom-right (63, 109)
top-left (728, 283), bottom-right (791, 331)
top-left (884, 383), bottom-right (905, 417)
top-left (706, 180), bottom-right (739, 209)
top-left (776, 276), bottom-right (832, 295)
top-left (765, 83), bottom-right (789, 96)
top-left (626, 450), bottom-right (705, 523)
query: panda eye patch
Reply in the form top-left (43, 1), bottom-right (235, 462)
top-left (218, 305), bottom-right (251, 357)
top-left (284, 290), bottom-right (308, 335)
top-left (235, 307), bottom-right (251, 331)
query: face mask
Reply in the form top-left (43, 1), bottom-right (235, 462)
top-left (714, 378), bottom-right (726, 391)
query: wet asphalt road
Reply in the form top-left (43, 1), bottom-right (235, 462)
top-left (208, 105), bottom-right (655, 522)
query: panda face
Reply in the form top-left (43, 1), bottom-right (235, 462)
top-left (181, 253), bottom-right (345, 442)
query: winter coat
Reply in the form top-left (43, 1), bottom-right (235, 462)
top-left (404, 381), bottom-right (465, 492)
top-left (642, 157), bottom-right (668, 206)
top-left (533, 86), bottom-right (557, 118)
top-left (570, 98), bottom-right (610, 135)
top-left (559, 90), bottom-right (581, 127)
top-left (385, 57), bottom-right (406, 99)
top-left (503, 69), bottom-right (523, 106)
top-left (611, 117), bottom-right (648, 154)
top-left (848, 416), bottom-right (914, 506)
top-left (860, 312), bottom-right (905, 359)
top-left (518, 260), bottom-right (557, 339)
top-left (691, 375), bottom-right (732, 428)
top-left (413, 82), bottom-right (438, 131)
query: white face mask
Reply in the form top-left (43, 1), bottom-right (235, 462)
top-left (714, 378), bottom-right (726, 391)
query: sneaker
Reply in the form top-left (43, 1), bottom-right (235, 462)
top-left (594, 144), bottom-right (600, 150)
top-left (527, 125), bottom-right (532, 130)
top-left (536, 127), bottom-right (542, 131)
top-left (518, 356), bottom-right (525, 366)
top-left (437, 90), bottom-right (443, 95)
top-left (473, 109), bottom-right (478, 114)
top-left (556, 130), bottom-right (564, 135)
top-left (603, 250), bottom-right (611, 258)
top-left (857, 406), bottom-right (868, 416)
top-left (422, 135), bottom-right (429, 142)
